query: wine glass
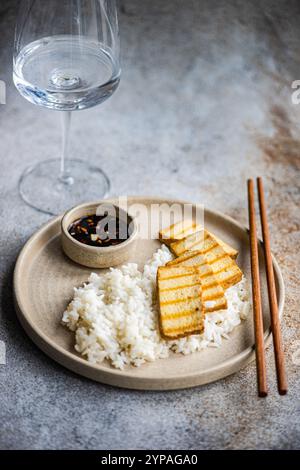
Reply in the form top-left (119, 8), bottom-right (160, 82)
top-left (13, 0), bottom-right (121, 215)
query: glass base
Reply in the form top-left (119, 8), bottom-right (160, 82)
top-left (19, 158), bottom-right (110, 215)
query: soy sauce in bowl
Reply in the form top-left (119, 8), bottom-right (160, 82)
top-left (68, 214), bottom-right (132, 247)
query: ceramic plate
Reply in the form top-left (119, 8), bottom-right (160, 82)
top-left (13, 197), bottom-right (285, 390)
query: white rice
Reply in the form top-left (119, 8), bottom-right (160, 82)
top-left (62, 245), bottom-right (251, 369)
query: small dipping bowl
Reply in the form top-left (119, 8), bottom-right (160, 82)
top-left (61, 201), bottom-right (138, 268)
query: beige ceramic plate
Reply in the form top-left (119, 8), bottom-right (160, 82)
top-left (13, 197), bottom-right (285, 390)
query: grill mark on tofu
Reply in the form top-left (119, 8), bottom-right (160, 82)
top-left (199, 256), bottom-right (230, 277)
top-left (168, 253), bottom-right (208, 270)
top-left (160, 220), bottom-right (194, 236)
top-left (215, 270), bottom-right (242, 284)
top-left (159, 272), bottom-right (197, 281)
top-left (202, 290), bottom-right (225, 301)
top-left (160, 297), bottom-right (202, 314)
top-left (186, 231), bottom-right (208, 247)
top-left (170, 230), bottom-right (208, 255)
top-left (203, 297), bottom-right (227, 311)
top-left (160, 285), bottom-right (201, 303)
top-left (159, 222), bottom-right (202, 244)
top-left (169, 251), bottom-right (206, 266)
top-left (183, 237), bottom-right (206, 252)
top-left (190, 241), bottom-right (218, 254)
top-left (173, 224), bottom-right (197, 238)
top-left (163, 322), bottom-right (202, 336)
top-left (203, 247), bottom-right (226, 262)
top-left (159, 282), bottom-right (202, 292)
top-left (214, 270), bottom-right (239, 281)
top-left (161, 309), bottom-right (202, 320)
top-left (209, 256), bottom-right (234, 270)
top-left (201, 278), bottom-right (219, 289)
top-left (159, 276), bottom-right (201, 290)
top-left (160, 294), bottom-right (201, 306)
top-left (161, 283), bottom-right (224, 303)
top-left (214, 268), bottom-right (239, 278)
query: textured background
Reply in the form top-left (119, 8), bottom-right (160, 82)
top-left (0, 0), bottom-right (299, 450)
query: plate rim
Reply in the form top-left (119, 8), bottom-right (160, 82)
top-left (13, 196), bottom-right (285, 389)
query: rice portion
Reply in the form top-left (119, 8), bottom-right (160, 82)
top-left (62, 245), bottom-right (250, 369)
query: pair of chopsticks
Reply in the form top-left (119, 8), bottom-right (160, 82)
top-left (248, 177), bottom-right (287, 397)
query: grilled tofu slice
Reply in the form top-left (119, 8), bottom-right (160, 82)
top-left (167, 252), bottom-right (227, 312)
top-left (170, 229), bottom-right (206, 257)
top-left (159, 220), bottom-right (202, 246)
top-left (160, 222), bottom-right (238, 258)
top-left (207, 233), bottom-right (238, 259)
top-left (157, 266), bottom-right (204, 340)
top-left (170, 230), bottom-right (242, 290)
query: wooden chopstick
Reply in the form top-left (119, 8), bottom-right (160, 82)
top-left (248, 179), bottom-right (268, 397)
top-left (257, 177), bottom-right (287, 395)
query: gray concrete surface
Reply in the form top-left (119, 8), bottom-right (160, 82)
top-left (0, 0), bottom-right (299, 450)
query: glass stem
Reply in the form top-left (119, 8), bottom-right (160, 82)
top-left (60, 111), bottom-right (74, 185)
